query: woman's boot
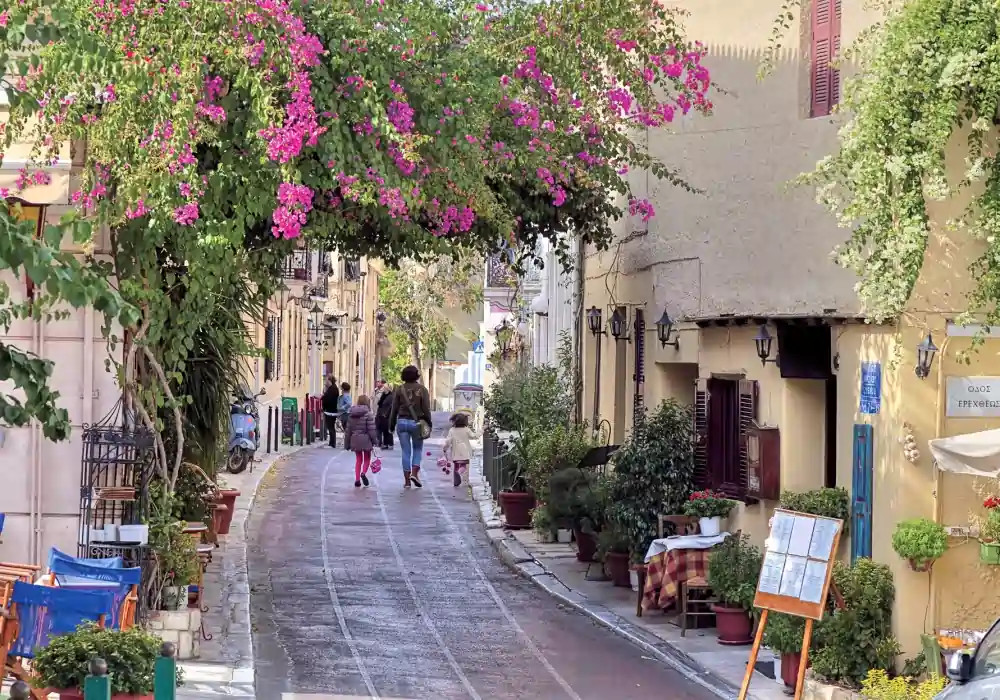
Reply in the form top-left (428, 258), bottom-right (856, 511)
top-left (410, 466), bottom-right (423, 488)
top-left (404, 472), bottom-right (412, 489)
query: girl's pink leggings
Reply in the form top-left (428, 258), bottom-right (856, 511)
top-left (355, 450), bottom-right (371, 480)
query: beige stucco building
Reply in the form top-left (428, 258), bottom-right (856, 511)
top-left (582, 0), bottom-right (1000, 659)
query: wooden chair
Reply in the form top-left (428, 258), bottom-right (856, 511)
top-left (0, 581), bottom-right (113, 699)
top-left (677, 576), bottom-right (717, 636)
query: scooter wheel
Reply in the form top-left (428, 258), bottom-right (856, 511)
top-left (226, 450), bottom-right (249, 474)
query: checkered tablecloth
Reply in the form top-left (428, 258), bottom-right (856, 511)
top-left (641, 548), bottom-right (711, 611)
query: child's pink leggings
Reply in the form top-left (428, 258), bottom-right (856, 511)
top-left (355, 450), bottom-right (371, 480)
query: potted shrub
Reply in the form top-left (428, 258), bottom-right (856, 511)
top-left (151, 518), bottom-right (200, 610)
top-left (215, 477), bottom-right (241, 536)
top-left (706, 533), bottom-right (762, 645)
top-left (978, 496), bottom-right (1000, 565)
top-left (683, 490), bottom-right (738, 536)
top-left (497, 453), bottom-right (534, 529)
top-left (762, 612), bottom-right (807, 689)
top-left (531, 504), bottom-right (556, 543)
top-left (548, 467), bottom-right (607, 562)
top-left (779, 487), bottom-right (850, 534)
top-left (599, 527), bottom-right (632, 587)
top-left (33, 623), bottom-right (181, 699)
top-left (891, 518), bottom-right (947, 572)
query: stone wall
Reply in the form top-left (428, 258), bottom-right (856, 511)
top-left (149, 609), bottom-right (201, 660)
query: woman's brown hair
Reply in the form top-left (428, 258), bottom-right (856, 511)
top-left (357, 395), bottom-right (371, 406)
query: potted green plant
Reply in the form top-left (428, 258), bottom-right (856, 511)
top-left (531, 504), bottom-right (556, 543)
top-left (32, 623), bottom-right (181, 699)
top-left (547, 467), bottom-right (607, 561)
top-left (706, 533), bottom-right (762, 645)
top-left (497, 450), bottom-right (534, 529)
top-left (891, 518), bottom-right (947, 572)
top-left (682, 490), bottom-right (739, 536)
top-left (215, 475), bottom-right (241, 536)
top-left (598, 527), bottom-right (632, 587)
top-left (150, 518), bottom-right (201, 610)
top-left (979, 496), bottom-right (1000, 564)
top-left (762, 612), bottom-right (807, 689)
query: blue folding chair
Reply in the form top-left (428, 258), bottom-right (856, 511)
top-left (0, 582), bottom-right (113, 699)
top-left (47, 551), bottom-right (140, 630)
top-left (49, 546), bottom-right (123, 569)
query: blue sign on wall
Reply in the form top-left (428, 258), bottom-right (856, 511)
top-left (859, 361), bottom-right (882, 414)
top-left (472, 340), bottom-right (485, 354)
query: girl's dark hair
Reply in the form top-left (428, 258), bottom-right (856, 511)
top-left (400, 365), bottom-right (420, 383)
top-left (340, 382), bottom-right (351, 392)
top-left (452, 412), bottom-right (470, 428)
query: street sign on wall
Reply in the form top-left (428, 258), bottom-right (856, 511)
top-left (859, 362), bottom-right (881, 415)
top-left (947, 377), bottom-right (1000, 417)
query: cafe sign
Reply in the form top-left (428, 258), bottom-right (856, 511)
top-left (946, 377), bottom-right (1000, 417)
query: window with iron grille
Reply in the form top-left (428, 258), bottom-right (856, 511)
top-left (693, 377), bottom-right (758, 501)
top-left (264, 317), bottom-right (275, 381)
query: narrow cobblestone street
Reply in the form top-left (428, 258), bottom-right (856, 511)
top-left (246, 419), bottom-right (719, 700)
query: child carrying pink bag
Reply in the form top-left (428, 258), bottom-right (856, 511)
top-left (443, 412), bottom-right (477, 487)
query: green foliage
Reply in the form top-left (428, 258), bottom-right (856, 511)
top-left (780, 488), bottom-right (851, 536)
top-left (811, 559), bottom-right (900, 687)
top-left (982, 509), bottom-right (1000, 542)
top-left (764, 612), bottom-right (807, 655)
top-left (605, 400), bottom-right (695, 562)
top-left (707, 533), bottom-right (762, 610)
top-left (547, 467), bottom-right (608, 533)
top-left (860, 669), bottom-right (946, 700)
top-left (149, 511), bottom-right (201, 590)
top-left (891, 518), bottom-right (948, 567)
top-left (531, 503), bottom-right (555, 536)
top-left (378, 254), bottom-right (483, 376)
top-left (523, 423), bottom-right (595, 506)
top-left (597, 525), bottom-right (631, 557)
top-left (682, 490), bottom-right (739, 519)
top-left (483, 333), bottom-right (575, 433)
top-left (32, 622), bottom-right (180, 694)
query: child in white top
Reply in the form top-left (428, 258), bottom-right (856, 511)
top-left (444, 412), bottom-right (477, 487)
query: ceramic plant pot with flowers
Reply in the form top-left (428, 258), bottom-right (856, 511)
top-left (979, 496), bottom-right (1000, 564)
top-left (682, 490), bottom-right (739, 536)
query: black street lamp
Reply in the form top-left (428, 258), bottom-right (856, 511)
top-left (915, 332), bottom-right (939, 379)
top-left (494, 319), bottom-right (514, 357)
top-left (609, 308), bottom-right (628, 341)
top-left (587, 306), bottom-right (603, 336)
top-left (656, 310), bottom-right (679, 349)
top-left (351, 315), bottom-right (364, 337)
top-left (753, 324), bottom-right (779, 366)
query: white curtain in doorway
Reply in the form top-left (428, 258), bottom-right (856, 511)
top-left (929, 429), bottom-right (1000, 477)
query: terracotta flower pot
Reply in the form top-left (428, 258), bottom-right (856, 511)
top-left (573, 528), bottom-right (598, 562)
top-left (498, 491), bottom-right (534, 529)
top-left (710, 603), bottom-right (753, 645)
top-left (781, 651), bottom-right (806, 688)
top-left (54, 690), bottom-right (152, 700)
top-left (211, 504), bottom-right (228, 535)
top-left (216, 489), bottom-right (241, 535)
top-left (604, 551), bottom-right (631, 587)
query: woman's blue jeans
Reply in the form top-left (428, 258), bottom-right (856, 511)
top-left (396, 419), bottom-right (424, 473)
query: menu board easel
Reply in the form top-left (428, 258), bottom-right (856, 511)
top-left (738, 509), bottom-right (843, 700)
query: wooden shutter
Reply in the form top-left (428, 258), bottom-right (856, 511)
top-left (852, 423), bottom-right (874, 562)
top-left (810, 0), bottom-right (841, 117)
top-left (633, 310), bottom-right (646, 425)
top-left (276, 316), bottom-right (283, 377)
top-left (693, 379), bottom-right (710, 488)
top-left (264, 318), bottom-right (275, 381)
top-left (733, 379), bottom-right (759, 498)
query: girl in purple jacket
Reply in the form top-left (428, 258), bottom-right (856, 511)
top-left (346, 395), bottom-right (378, 487)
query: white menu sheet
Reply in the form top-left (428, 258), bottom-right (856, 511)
top-left (770, 511), bottom-right (795, 554)
top-left (808, 519), bottom-right (839, 561)
top-left (787, 516), bottom-right (816, 557)
top-left (778, 555), bottom-right (807, 598)
top-left (759, 551), bottom-right (786, 595)
top-left (800, 560), bottom-right (828, 603)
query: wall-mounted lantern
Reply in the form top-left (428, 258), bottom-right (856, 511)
top-left (609, 308), bottom-right (629, 341)
top-left (915, 332), bottom-right (938, 379)
top-left (587, 306), bottom-right (604, 336)
top-left (656, 310), bottom-right (679, 350)
top-left (753, 324), bottom-right (779, 366)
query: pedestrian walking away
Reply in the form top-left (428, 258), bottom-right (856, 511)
top-left (345, 395), bottom-right (378, 487)
top-left (444, 411), bottom-right (477, 487)
top-left (375, 379), bottom-right (394, 449)
top-left (388, 364), bottom-right (432, 489)
top-left (338, 382), bottom-right (353, 450)
top-left (321, 376), bottom-right (340, 448)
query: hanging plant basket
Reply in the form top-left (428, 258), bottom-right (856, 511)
top-left (907, 557), bottom-right (934, 572)
top-left (981, 541), bottom-right (1000, 565)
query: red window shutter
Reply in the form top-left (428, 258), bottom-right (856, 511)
top-left (810, 0), bottom-right (840, 117)
top-left (736, 379), bottom-right (759, 496)
top-left (693, 379), bottom-right (710, 489)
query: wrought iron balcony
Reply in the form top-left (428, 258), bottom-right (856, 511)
top-left (281, 245), bottom-right (312, 282)
top-left (343, 258), bottom-right (362, 282)
top-left (486, 249), bottom-right (543, 290)
top-left (310, 272), bottom-right (330, 299)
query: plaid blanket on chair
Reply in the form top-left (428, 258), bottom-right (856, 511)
top-left (641, 549), bottom-right (711, 612)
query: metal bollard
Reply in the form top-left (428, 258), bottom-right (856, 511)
top-left (298, 409), bottom-right (305, 446)
top-left (10, 680), bottom-right (31, 700)
top-left (266, 406), bottom-right (273, 455)
top-left (83, 657), bottom-right (111, 700)
top-left (154, 641), bottom-right (177, 700)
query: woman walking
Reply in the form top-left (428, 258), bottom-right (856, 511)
top-left (375, 381), bottom-right (394, 449)
top-left (345, 395), bottom-right (378, 487)
top-left (388, 365), bottom-right (432, 488)
top-left (321, 377), bottom-right (340, 448)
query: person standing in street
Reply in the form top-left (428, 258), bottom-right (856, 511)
top-left (345, 395), bottom-right (377, 487)
top-left (338, 382), bottom-right (353, 450)
top-left (375, 380), bottom-right (394, 450)
top-left (321, 377), bottom-right (340, 448)
top-left (389, 365), bottom-right (432, 489)
top-left (444, 412), bottom-right (476, 487)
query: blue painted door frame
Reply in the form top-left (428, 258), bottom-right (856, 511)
top-left (852, 423), bottom-right (874, 562)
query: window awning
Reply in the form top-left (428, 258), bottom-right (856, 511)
top-left (928, 429), bottom-right (1000, 477)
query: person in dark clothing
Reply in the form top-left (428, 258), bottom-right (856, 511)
top-left (375, 381), bottom-right (394, 449)
top-left (388, 365), bottom-right (433, 489)
top-left (321, 377), bottom-right (340, 447)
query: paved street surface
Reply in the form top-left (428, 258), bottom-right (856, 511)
top-left (247, 414), bottom-right (719, 700)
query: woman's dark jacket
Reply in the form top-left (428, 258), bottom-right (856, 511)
top-left (388, 382), bottom-right (432, 432)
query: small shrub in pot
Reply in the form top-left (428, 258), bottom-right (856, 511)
top-left (706, 533), bottom-right (762, 645)
top-left (891, 518), bottom-right (947, 572)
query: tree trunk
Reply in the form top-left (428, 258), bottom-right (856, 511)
top-left (410, 333), bottom-right (422, 376)
top-left (427, 360), bottom-right (435, 408)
